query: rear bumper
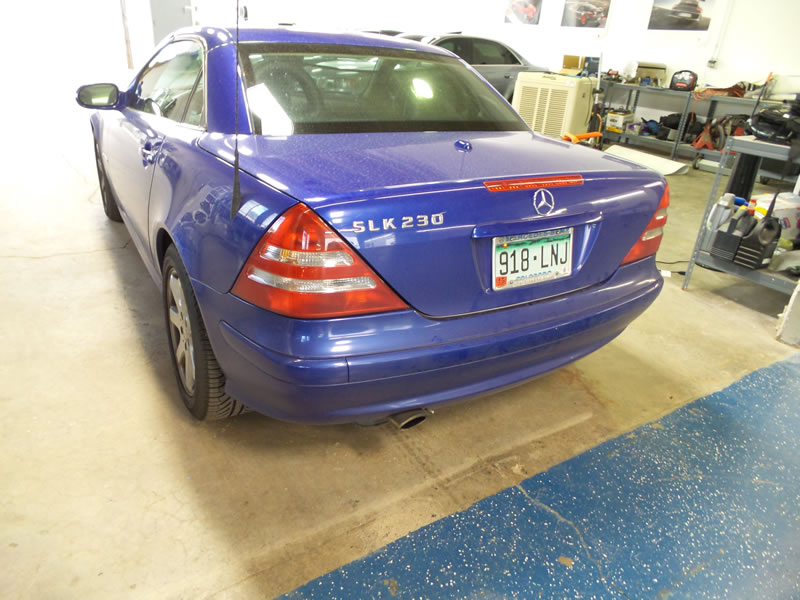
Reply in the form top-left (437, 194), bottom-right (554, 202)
top-left (193, 258), bottom-right (662, 424)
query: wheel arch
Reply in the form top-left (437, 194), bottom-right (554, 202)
top-left (89, 112), bottom-right (103, 145)
top-left (156, 228), bottom-right (175, 272)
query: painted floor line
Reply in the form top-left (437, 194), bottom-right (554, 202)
top-left (281, 354), bottom-right (800, 599)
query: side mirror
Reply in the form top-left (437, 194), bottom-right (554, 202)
top-left (76, 83), bottom-right (121, 109)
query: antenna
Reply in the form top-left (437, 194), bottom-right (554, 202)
top-left (230, 0), bottom-right (243, 220)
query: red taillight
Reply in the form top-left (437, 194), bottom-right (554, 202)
top-left (621, 185), bottom-right (670, 265)
top-left (232, 204), bottom-right (408, 319)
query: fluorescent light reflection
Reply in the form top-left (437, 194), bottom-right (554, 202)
top-left (412, 78), bottom-right (433, 99)
top-left (247, 84), bottom-right (294, 136)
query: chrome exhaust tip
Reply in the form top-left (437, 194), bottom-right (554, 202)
top-left (388, 409), bottom-right (431, 430)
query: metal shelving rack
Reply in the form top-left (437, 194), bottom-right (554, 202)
top-left (601, 82), bottom-right (692, 159)
top-left (600, 82), bottom-right (782, 165)
top-left (682, 135), bottom-right (800, 295)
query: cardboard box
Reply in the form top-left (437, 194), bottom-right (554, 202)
top-left (560, 55), bottom-right (585, 76)
top-left (635, 62), bottom-right (667, 87)
top-left (606, 111), bottom-right (634, 133)
top-left (560, 56), bottom-right (601, 77)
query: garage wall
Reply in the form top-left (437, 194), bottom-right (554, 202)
top-left (192, 0), bottom-right (498, 35)
top-left (478, 0), bottom-right (799, 88)
top-left (0, 0), bottom-right (154, 132)
top-left (710, 0), bottom-right (800, 86)
top-left (189, 0), bottom-right (798, 90)
top-left (4, 0), bottom-right (794, 109)
top-left (0, 0), bottom-right (154, 194)
top-left (1, 1), bottom-right (154, 89)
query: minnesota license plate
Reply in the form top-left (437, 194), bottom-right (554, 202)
top-left (492, 228), bottom-right (573, 290)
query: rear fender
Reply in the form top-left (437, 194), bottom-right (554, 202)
top-left (151, 151), bottom-right (297, 294)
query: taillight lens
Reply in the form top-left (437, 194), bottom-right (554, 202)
top-left (232, 204), bottom-right (408, 319)
top-left (621, 185), bottom-right (670, 265)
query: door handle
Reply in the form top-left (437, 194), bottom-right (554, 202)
top-left (141, 140), bottom-right (160, 164)
top-left (504, 74), bottom-right (513, 79)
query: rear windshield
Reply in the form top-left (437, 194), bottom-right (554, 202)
top-left (238, 43), bottom-right (528, 135)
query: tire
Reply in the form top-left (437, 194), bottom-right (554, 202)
top-left (162, 245), bottom-right (248, 420)
top-left (93, 134), bottom-right (122, 222)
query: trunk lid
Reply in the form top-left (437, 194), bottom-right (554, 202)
top-left (200, 131), bottom-right (666, 317)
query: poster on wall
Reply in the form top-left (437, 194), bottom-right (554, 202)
top-left (505, 0), bottom-right (543, 25)
top-left (648, 0), bottom-right (713, 31)
top-left (561, 1), bottom-right (610, 28)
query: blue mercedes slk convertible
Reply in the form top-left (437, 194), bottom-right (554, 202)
top-left (76, 27), bottom-right (668, 425)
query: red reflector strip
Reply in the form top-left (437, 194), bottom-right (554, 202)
top-left (484, 174), bottom-right (584, 193)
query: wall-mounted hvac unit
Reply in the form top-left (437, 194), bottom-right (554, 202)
top-left (512, 73), bottom-right (594, 138)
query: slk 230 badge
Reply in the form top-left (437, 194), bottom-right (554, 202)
top-left (352, 213), bottom-right (445, 233)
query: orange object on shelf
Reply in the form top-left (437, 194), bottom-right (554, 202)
top-left (561, 131), bottom-right (602, 144)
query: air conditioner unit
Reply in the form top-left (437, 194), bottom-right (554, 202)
top-left (512, 73), bottom-right (595, 138)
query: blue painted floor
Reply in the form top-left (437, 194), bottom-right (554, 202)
top-left (282, 355), bottom-right (800, 599)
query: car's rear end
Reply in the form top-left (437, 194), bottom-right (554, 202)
top-left (194, 34), bottom-right (668, 423)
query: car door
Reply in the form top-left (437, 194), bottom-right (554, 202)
top-left (146, 61), bottom-right (208, 274)
top-left (101, 40), bottom-right (203, 260)
top-left (468, 38), bottom-right (524, 99)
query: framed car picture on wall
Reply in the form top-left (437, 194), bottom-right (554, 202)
top-left (505, 0), bottom-right (543, 25)
top-left (561, 1), bottom-right (610, 28)
top-left (648, 0), bottom-right (713, 31)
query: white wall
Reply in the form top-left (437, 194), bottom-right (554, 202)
top-left (190, 0), bottom-right (798, 89)
top-left (1, 0), bottom-right (796, 120)
top-left (712, 0), bottom-right (799, 86)
top-left (0, 0), bottom-right (154, 194)
top-left (0, 0), bottom-right (791, 198)
top-left (0, 1), bottom-right (154, 90)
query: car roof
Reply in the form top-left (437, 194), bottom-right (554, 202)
top-left (165, 26), bottom-right (454, 57)
top-left (401, 33), bottom-right (521, 49)
top-left (400, 33), bottom-right (529, 64)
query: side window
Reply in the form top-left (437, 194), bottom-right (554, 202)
top-left (131, 40), bottom-right (203, 122)
top-left (437, 39), bottom-right (472, 64)
top-left (437, 39), bottom-right (457, 53)
top-left (472, 40), bottom-right (520, 66)
top-left (183, 72), bottom-right (204, 127)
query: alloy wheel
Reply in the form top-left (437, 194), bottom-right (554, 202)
top-left (166, 270), bottom-right (196, 395)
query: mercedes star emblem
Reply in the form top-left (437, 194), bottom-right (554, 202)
top-left (533, 188), bottom-right (555, 215)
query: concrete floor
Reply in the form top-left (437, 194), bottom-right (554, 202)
top-left (1, 119), bottom-right (797, 599)
top-left (284, 355), bottom-right (800, 599)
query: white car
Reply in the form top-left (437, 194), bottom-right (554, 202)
top-left (398, 34), bottom-right (547, 100)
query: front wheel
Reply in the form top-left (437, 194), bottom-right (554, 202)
top-left (162, 246), bottom-right (248, 420)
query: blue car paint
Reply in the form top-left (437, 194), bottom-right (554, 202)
top-left (198, 258), bottom-right (660, 423)
top-left (198, 131), bottom-right (664, 316)
top-left (195, 131), bottom-right (665, 314)
top-left (85, 27), bottom-right (666, 423)
top-left (202, 130), bottom-right (650, 200)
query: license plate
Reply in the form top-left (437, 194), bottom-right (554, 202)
top-left (492, 228), bottom-right (573, 290)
